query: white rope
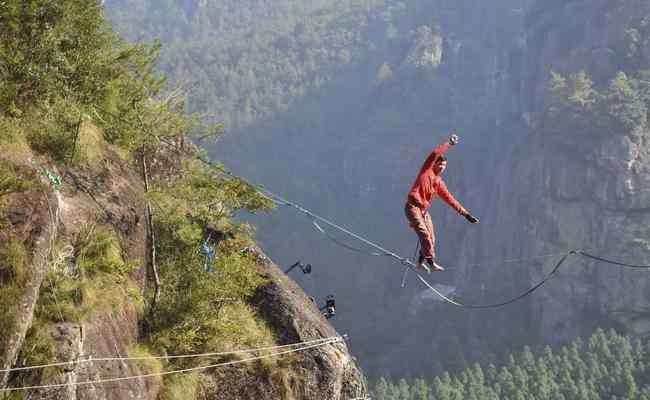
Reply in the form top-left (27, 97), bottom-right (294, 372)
top-left (0, 338), bottom-right (342, 392)
top-left (0, 337), bottom-right (338, 374)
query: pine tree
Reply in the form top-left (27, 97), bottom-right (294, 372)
top-left (605, 71), bottom-right (647, 134)
top-left (568, 70), bottom-right (596, 109)
top-left (396, 378), bottom-right (411, 400)
top-left (411, 378), bottom-right (430, 400)
top-left (374, 377), bottom-right (391, 400)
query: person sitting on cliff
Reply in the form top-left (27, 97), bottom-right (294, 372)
top-left (405, 132), bottom-right (479, 273)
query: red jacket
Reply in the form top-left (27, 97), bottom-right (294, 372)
top-left (407, 142), bottom-right (467, 214)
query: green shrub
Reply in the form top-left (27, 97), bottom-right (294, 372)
top-left (544, 70), bottom-right (649, 137)
top-left (23, 99), bottom-right (82, 163)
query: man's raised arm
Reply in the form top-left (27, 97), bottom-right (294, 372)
top-left (418, 133), bottom-right (459, 173)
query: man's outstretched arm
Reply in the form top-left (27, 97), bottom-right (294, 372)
top-left (418, 133), bottom-right (458, 173)
top-left (437, 181), bottom-right (480, 223)
top-left (437, 181), bottom-right (467, 215)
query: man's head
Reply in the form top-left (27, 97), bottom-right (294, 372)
top-left (433, 156), bottom-right (447, 175)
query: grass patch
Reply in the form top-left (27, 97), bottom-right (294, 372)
top-left (127, 344), bottom-right (164, 386)
top-left (147, 245), bottom-right (271, 363)
top-left (161, 373), bottom-right (202, 400)
top-left (0, 240), bottom-right (29, 287)
top-left (76, 122), bottom-right (106, 164)
top-left (0, 160), bottom-right (42, 224)
top-left (76, 225), bottom-right (131, 277)
top-left (0, 117), bottom-right (32, 164)
top-left (36, 226), bottom-right (142, 324)
top-left (0, 241), bottom-right (30, 358)
top-left (5, 322), bottom-right (61, 396)
top-left (23, 99), bottom-right (82, 164)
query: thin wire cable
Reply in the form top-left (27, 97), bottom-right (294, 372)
top-left (196, 158), bottom-right (650, 308)
top-left (255, 184), bottom-right (650, 306)
top-left (312, 220), bottom-right (385, 257)
top-left (458, 250), bottom-right (583, 269)
top-left (0, 337), bottom-right (338, 374)
top-left (0, 338), bottom-right (341, 393)
top-left (415, 252), bottom-right (576, 308)
top-left (401, 240), bottom-right (420, 288)
top-left (578, 251), bottom-right (650, 270)
top-left (253, 185), bottom-right (650, 308)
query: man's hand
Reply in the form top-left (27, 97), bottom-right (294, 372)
top-left (449, 132), bottom-right (459, 146)
top-left (464, 213), bottom-right (479, 224)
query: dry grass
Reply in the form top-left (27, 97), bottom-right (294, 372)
top-left (0, 117), bottom-right (33, 165)
top-left (161, 373), bottom-right (203, 400)
top-left (127, 344), bottom-right (164, 387)
top-left (76, 121), bottom-right (106, 164)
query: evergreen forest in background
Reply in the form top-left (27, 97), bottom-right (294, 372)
top-left (371, 329), bottom-right (650, 400)
top-left (106, 0), bottom-right (483, 128)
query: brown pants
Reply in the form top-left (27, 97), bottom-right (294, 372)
top-left (405, 202), bottom-right (435, 259)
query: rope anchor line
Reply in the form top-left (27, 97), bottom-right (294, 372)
top-left (0, 337), bottom-right (340, 375)
top-left (250, 179), bottom-right (650, 309)
top-left (197, 158), bottom-right (650, 308)
top-left (0, 338), bottom-right (342, 392)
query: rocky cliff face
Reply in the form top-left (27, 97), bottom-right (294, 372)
top-left (0, 145), bottom-right (365, 399)
top-left (465, 0), bottom-right (650, 345)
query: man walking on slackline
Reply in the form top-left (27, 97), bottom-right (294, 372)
top-left (405, 133), bottom-right (479, 273)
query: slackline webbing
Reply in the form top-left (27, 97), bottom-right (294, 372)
top-left (197, 157), bottom-right (650, 309)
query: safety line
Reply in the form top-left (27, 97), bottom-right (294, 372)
top-left (456, 250), bottom-right (584, 269)
top-left (0, 337), bottom-right (337, 374)
top-left (0, 338), bottom-right (341, 392)
top-left (579, 251), bottom-right (650, 270)
top-left (195, 157), bottom-right (650, 308)
top-left (312, 220), bottom-right (386, 257)
top-left (415, 252), bottom-right (575, 308)
top-left (249, 184), bottom-right (650, 308)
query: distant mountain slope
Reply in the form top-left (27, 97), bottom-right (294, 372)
top-left (108, 0), bottom-right (405, 128)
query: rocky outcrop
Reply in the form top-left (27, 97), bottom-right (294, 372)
top-left (251, 250), bottom-right (366, 400)
top-left (203, 248), bottom-right (367, 400)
